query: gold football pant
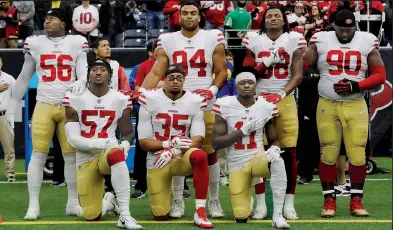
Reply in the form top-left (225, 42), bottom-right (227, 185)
top-left (274, 95), bottom-right (299, 148)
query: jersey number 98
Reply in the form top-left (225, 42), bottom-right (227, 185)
top-left (40, 54), bottom-right (73, 82)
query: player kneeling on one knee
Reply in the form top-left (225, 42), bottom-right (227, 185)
top-left (64, 59), bottom-right (142, 230)
top-left (137, 64), bottom-right (213, 229)
top-left (211, 70), bottom-right (290, 229)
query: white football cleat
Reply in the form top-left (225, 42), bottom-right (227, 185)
top-left (169, 199), bottom-right (184, 218)
top-left (117, 215), bottom-right (143, 230)
top-left (251, 208), bottom-right (267, 220)
top-left (284, 194), bottom-right (299, 220)
top-left (194, 207), bottom-right (214, 229)
top-left (219, 177), bottom-right (228, 186)
top-left (24, 207), bottom-right (40, 221)
top-left (208, 199), bottom-right (224, 218)
top-left (272, 214), bottom-right (290, 229)
top-left (103, 192), bottom-right (120, 216)
top-left (66, 205), bottom-right (83, 217)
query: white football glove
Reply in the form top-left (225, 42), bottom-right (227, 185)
top-left (265, 145), bottom-right (284, 162)
top-left (119, 140), bottom-right (131, 159)
top-left (170, 136), bottom-right (192, 149)
top-left (88, 139), bottom-right (110, 151)
top-left (263, 49), bottom-right (283, 67)
top-left (153, 148), bottom-right (181, 169)
top-left (71, 79), bottom-right (87, 95)
top-left (240, 117), bottom-right (264, 136)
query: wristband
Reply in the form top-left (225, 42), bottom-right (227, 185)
top-left (162, 141), bottom-right (170, 149)
top-left (209, 86), bottom-right (219, 96)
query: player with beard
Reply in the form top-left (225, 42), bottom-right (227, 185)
top-left (138, 64), bottom-right (213, 228)
top-left (242, 6), bottom-right (305, 220)
top-left (5, 8), bottom-right (88, 220)
top-left (303, 9), bottom-right (386, 217)
top-left (211, 71), bottom-right (289, 228)
top-left (140, 1), bottom-right (228, 219)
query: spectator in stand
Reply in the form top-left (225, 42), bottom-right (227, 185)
top-left (283, 0), bottom-right (298, 15)
top-left (267, 0), bottom-right (284, 10)
top-left (33, 0), bottom-right (46, 30)
top-left (125, 1), bottom-right (140, 30)
top-left (13, 1), bottom-right (34, 40)
top-left (163, 0), bottom-right (181, 32)
top-left (384, 0), bottom-right (392, 45)
top-left (246, 0), bottom-right (268, 30)
top-left (0, 0), bottom-right (19, 48)
top-left (327, 0), bottom-right (353, 24)
top-left (145, 0), bottom-right (165, 30)
top-left (287, 1), bottom-right (306, 34)
top-left (99, 0), bottom-right (126, 48)
top-left (72, 0), bottom-right (99, 44)
top-left (304, 5), bottom-right (328, 41)
top-left (359, 0), bottom-right (385, 40)
top-left (203, 1), bottom-right (234, 32)
top-left (317, 0), bottom-right (334, 16)
top-left (44, 0), bottom-right (72, 18)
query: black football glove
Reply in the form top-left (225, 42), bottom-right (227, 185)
top-left (333, 78), bottom-right (360, 95)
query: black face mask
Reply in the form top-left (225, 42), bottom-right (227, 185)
top-left (237, 1), bottom-right (246, 8)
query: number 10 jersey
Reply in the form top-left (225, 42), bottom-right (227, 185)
top-left (213, 96), bottom-right (278, 173)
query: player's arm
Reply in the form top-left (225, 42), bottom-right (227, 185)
top-left (189, 111), bottom-right (206, 149)
top-left (141, 48), bottom-right (169, 89)
top-left (137, 106), bottom-right (166, 152)
top-left (359, 48), bottom-right (386, 91)
top-left (212, 44), bottom-right (228, 91)
top-left (64, 106), bottom-right (107, 152)
top-left (118, 107), bottom-right (134, 145)
top-left (75, 51), bottom-right (88, 83)
top-left (265, 118), bottom-right (280, 147)
top-left (6, 53), bottom-right (36, 115)
top-left (302, 42), bottom-right (318, 70)
top-left (282, 48), bottom-right (303, 95)
top-left (211, 115), bottom-right (243, 150)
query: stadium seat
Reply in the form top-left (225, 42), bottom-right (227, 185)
top-left (148, 38), bottom-right (158, 44)
top-left (124, 29), bottom-right (146, 39)
top-left (17, 39), bottom-right (24, 48)
top-left (148, 29), bottom-right (168, 39)
top-left (164, 20), bottom-right (169, 29)
top-left (136, 20), bottom-right (147, 29)
top-left (124, 38), bottom-right (146, 47)
top-left (138, 12), bottom-right (147, 21)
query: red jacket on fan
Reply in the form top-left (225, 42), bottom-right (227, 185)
top-left (204, 1), bottom-right (234, 27)
top-left (2, 6), bottom-right (19, 39)
top-left (163, 1), bottom-right (181, 29)
top-left (246, 1), bottom-right (268, 29)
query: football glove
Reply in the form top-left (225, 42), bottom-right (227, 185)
top-left (263, 48), bottom-right (284, 68)
top-left (333, 78), bottom-right (360, 95)
top-left (265, 145), bottom-right (284, 162)
top-left (170, 136), bottom-right (192, 149)
top-left (120, 89), bottom-right (141, 101)
top-left (119, 140), bottom-right (131, 159)
top-left (261, 91), bottom-right (286, 104)
top-left (240, 117), bottom-right (264, 136)
top-left (153, 148), bottom-right (182, 169)
top-left (71, 79), bottom-right (87, 95)
top-left (193, 86), bottom-right (218, 101)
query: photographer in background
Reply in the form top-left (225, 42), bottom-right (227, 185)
top-left (0, 0), bottom-right (19, 48)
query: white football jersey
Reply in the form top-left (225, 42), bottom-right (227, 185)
top-left (24, 35), bottom-right (88, 105)
top-left (310, 31), bottom-right (378, 101)
top-left (63, 89), bottom-right (132, 165)
top-left (138, 88), bottom-right (206, 169)
top-left (157, 29), bottom-right (225, 110)
top-left (212, 96), bottom-right (278, 173)
top-left (72, 5), bottom-right (99, 36)
top-left (242, 31), bottom-right (307, 94)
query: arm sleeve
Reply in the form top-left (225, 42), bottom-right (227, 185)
top-left (76, 51), bottom-right (88, 81)
top-left (137, 106), bottom-right (155, 140)
top-left (6, 53), bottom-right (36, 115)
top-left (190, 111), bottom-right (206, 138)
top-left (215, 30), bottom-right (226, 47)
top-left (118, 66), bottom-right (131, 91)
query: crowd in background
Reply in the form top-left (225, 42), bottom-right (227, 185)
top-left (0, 0), bottom-right (392, 48)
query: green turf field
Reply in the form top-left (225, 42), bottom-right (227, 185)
top-left (0, 158), bottom-right (392, 229)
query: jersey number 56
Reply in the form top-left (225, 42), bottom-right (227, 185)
top-left (40, 54), bottom-right (73, 82)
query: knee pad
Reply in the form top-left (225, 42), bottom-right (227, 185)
top-left (321, 145), bottom-right (339, 165)
top-left (108, 149), bottom-right (125, 166)
top-left (234, 208), bottom-right (251, 220)
top-left (347, 148), bottom-right (366, 166)
top-left (189, 149), bottom-right (208, 166)
top-left (30, 152), bottom-right (48, 166)
top-left (33, 140), bottom-right (51, 154)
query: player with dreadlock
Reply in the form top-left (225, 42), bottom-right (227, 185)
top-left (241, 6), bottom-right (305, 220)
top-left (5, 8), bottom-right (89, 220)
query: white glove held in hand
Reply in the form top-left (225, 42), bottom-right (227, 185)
top-left (71, 79), bottom-right (87, 95)
top-left (170, 136), bottom-right (192, 149)
top-left (154, 148), bottom-right (181, 169)
top-left (88, 139), bottom-right (109, 151)
top-left (240, 117), bottom-right (264, 136)
top-left (266, 145), bottom-right (284, 162)
top-left (119, 140), bottom-right (131, 158)
top-left (263, 49), bottom-right (283, 67)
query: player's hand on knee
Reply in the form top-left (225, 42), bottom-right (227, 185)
top-left (265, 145), bottom-right (284, 162)
top-left (88, 138), bottom-right (110, 151)
top-left (153, 148), bottom-right (179, 169)
top-left (241, 117), bottom-right (264, 136)
top-left (192, 88), bottom-right (214, 101)
top-left (71, 79), bottom-right (87, 95)
top-left (170, 136), bottom-right (192, 150)
top-left (119, 140), bottom-right (131, 158)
